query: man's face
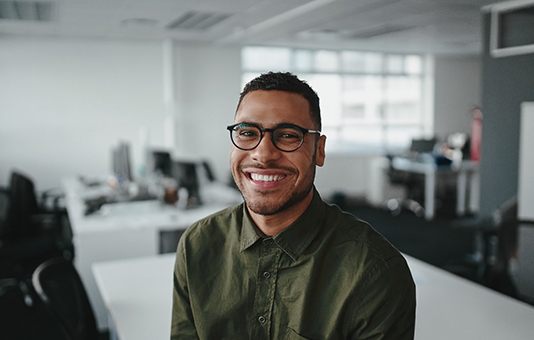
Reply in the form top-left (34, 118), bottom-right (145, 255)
top-left (230, 90), bottom-right (326, 216)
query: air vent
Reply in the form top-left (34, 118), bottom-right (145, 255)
top-left (166, 11), bottom-right (230, 31)
top-left (0, 1), bottom-right (54, 21)
top-left (348, 25), bottom-right (414, 39)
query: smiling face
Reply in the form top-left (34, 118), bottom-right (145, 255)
top-left (231, 90), bottom-right (326, 217)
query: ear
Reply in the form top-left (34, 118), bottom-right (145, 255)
top-left (315, 135), bottom-right (326, 167)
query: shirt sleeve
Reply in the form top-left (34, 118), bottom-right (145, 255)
top-left (350, 255), bottom-right (416, 340)
top-left (170, 236), bottom-right (199, 340)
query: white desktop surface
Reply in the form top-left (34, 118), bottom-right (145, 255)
top-left (93, 254), bottom-right (534, 340)
top-left (62, 178), bottom-right (240, 234)
top-left (93, 255), bottom-right (175, 340)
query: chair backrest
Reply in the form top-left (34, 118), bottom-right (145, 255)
top-left (32, 257), bottom-right (99, 340)
top-left (0, 188), bottom-right (11, 238)
top-left (201, 160), bottom-right (216, 182)
top-left (0, 277), bottom-right (70, 339)
top-left (8, 171), bottom-right (39, 236)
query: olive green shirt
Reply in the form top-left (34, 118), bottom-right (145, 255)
top-left (172, 190), bottom-right (416, 339)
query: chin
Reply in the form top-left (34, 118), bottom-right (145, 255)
top-left (246, 200), bottom-right (286, 216)
top-left (244, 185), bottom-right (313, 216)
top-left (242, 190), bottom-right (286, 216)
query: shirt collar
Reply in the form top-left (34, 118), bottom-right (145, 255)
top-left (239, 188), bottom-right (326, 261)
top-left (240, 206), bottom-right (263, 251)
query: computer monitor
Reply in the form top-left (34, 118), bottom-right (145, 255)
top-left (409, 138), bottom-right (437, 154)
top-left (172, 161), bottom-right (201, 206)
top-left (148, 150), bottom-right (172, 177)
top-left (112, 142), bottom-right (133, 182)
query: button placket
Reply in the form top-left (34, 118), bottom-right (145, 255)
top-left (251, 238), bottom-right (281, 339)
top-left (258, 315), bottom-right (267, 325)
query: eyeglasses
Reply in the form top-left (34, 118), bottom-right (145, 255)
top-left (227, 122), bottom-right (321, 152)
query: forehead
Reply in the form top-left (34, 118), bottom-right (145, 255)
top-left (236, 90), bottom-right (313, 127)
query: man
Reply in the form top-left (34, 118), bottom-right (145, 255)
top-left (171, 72), bottom-right (416, 339)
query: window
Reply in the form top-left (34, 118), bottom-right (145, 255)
top-left (241, 46), bottom-right (431, 154)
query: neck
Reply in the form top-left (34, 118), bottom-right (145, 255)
top-left (247, 189), bottom-right (314, 237)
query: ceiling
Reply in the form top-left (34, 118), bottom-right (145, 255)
top-left (0, 0), bottom-right (507, 55)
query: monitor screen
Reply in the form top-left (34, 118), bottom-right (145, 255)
top-left (172, 161), bottom-right (201, 206)
top-left (112, 142), bottom-right (133, 182)
top-left (409, 138), bottom-right (436, 154)
top-left (149, 150), bottom-right (172, 177)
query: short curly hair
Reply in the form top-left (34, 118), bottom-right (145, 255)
top-left (236, 72), bottom-right (321, 130)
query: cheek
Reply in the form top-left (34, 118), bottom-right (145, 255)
top-left (230, 151), bottom-right (238, 171)
top-left (230, 149), bottom-right (246, 172)
top-left (290, 153), bottom-right (315, 177)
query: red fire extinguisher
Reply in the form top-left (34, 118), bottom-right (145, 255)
top-left (470, 106), bottom-right (483, 161)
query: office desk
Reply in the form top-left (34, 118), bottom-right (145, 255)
top-left (63, 178), bottom-right (242, 330)
top-left (391, 157), bottom-right (479, 219)
top-left (93, 254), bottom-right (534, 340)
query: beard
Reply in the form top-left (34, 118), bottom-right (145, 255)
top-left (236, 163), bottom-right (316, 216)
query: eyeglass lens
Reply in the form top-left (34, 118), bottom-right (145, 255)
top-left (231, 125), bottom-right (304, 151)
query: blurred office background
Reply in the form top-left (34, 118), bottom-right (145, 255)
top-left (1, 0), bottom-right (534, 339)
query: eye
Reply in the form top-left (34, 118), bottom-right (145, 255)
top-left (236, 127), bottom-right (259, 138)
top-left (276, 128), bottom-right (301, 140)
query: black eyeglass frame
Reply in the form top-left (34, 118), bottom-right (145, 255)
top-left (226, 122), bottom-right (321, 152)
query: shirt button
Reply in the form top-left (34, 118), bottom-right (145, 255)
top-left (263, 271), bottom-right (271, 279)
top-left (258, 316), bottom-right (266, 325)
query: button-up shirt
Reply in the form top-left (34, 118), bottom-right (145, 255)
top-left (172, 189), bottom-right (416, 339)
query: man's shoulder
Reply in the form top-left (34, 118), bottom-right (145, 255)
top-left (323, 203), bottom-right (406, 267)
top-left (182, 203), bottom-right (244, 243)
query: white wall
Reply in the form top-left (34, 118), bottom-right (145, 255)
top-left (433, 56), bottom-right (481, 138)
top-left (315, 153), bottom-right (376, 199)
top-left (172, 43), bottom-right (242, 183)
top-left (0, 37), bottom-right (166, 191)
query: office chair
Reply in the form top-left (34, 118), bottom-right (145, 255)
top-left (0, 276), bottom-right (70, 340)
top-left (448, 197), bottom-right (518, 288)
top-left (0, 187), bottom-right (11, 238)
top-left (384, 137), bottom-right (439, 217)
top-left (32, 257), bottom-right (99, 340)
top-left (483, 197), bottom-right (519, 296)
top-left (384, 154), bottom-right (425, 217)
top-left (201, 160), bottom-right (216, 182)
top-left (0, 171), bottom-right (74, 279)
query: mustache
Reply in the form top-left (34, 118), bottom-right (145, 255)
top-left (239, 162), bottom-right (296, 174)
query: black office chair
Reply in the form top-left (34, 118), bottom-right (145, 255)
top-left (448, 197), bottom-right (519, 288)
top-left (32, 257), bottom-right (99, 340)
top-left (0, 276), bottom-right (70, 340)
top-left (483, 197), bottom-right (519, 296)
top-left (201, 160), bottom-right (216, 182)
top-left (0, 171), bottom-right (74, 279)
top-left (0, 187), bottom-right (11, 238)
top-left (384, 137), bottom-right (439, 217)
top-left (384, 154), bottom-right (425, 217)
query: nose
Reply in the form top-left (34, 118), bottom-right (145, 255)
top-left (250, 131), bottom-right (281, 163)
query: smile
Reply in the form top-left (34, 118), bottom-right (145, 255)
top-left (250, 173), bottom-right (286, 182)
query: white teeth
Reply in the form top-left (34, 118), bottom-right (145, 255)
top-left (250, 173), bottom-right (284, 182)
